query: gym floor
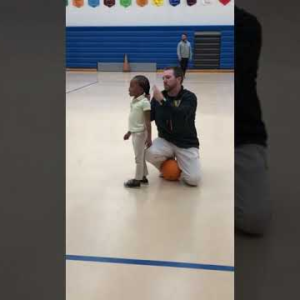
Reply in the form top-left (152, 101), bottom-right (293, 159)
top-left (66, 71), bottom-right (234, 300)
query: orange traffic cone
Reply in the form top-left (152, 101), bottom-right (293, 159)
top-left (123, 54), bottom-right (130, 72)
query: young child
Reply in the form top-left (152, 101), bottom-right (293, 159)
top-left (124, 75), bottom-right (152, 188)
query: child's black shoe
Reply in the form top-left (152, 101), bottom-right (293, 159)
top-left (140, 176), bottom-right (149, 184)
top-left (124, 179), bottom-right (141, 188)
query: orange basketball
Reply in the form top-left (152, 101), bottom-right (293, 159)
top-left (161, 159), bottom-right (181, 181)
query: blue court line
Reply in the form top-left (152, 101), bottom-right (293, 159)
top-left (66, 255), bottom-right (234, 272)
top-left (66, 81), bottom-right (98, 94)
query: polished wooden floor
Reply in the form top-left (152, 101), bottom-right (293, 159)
top-left (66, 71), bottom-right (234, 300)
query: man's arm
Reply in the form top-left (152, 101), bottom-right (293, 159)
top-left (177, 43), bottom-right (181, 60)
top-left (163, 93), bottom-right (197, 118)
top-left (150, 98), bottom-right (157, 121)
top-left (152, 86), bottom-right (197, 118)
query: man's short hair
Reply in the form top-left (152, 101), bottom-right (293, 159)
top-left (164, 66), bottom-right (184, 83)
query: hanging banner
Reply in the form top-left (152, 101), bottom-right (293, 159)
top-left (169, 0), bottom-right (180, 6)
top-left (104, 0), bottom-right (115, 6)
top-left (88, 0), bottom-right (100, 7)
top-left (219, 0), bottom-right (231, 5)
top-left (120, 0), bottom-right (132, 7)
top-left (152, 0), bottom-right (164, 6)
top-left (73, 0), bottom-right (84, 7)
top-left (187, 0), bottom-right (197, 6)
top-left (136, 0), bottom-right (148, 6)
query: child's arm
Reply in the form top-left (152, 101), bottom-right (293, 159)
top-left (144, 110), bottom-right (152, 148)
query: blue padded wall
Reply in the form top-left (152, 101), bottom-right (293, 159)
top-left (66, 26), bottom-right (234, 69)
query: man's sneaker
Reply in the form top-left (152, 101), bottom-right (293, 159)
top-left (140, 176), bottom-right (149, 184)
top-left (124, 179), bottom-right (141, 188)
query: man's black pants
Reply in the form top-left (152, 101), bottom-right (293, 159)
top-left (180, 58), bottom-right (189, 75)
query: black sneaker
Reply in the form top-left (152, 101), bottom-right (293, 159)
top-left (124, 179), bottom-right (141, 188)
top-left (140, 176), bottom-right (149, 184)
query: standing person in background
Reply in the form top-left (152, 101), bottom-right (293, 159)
top-left (177, 33), bottom-right (193, 76)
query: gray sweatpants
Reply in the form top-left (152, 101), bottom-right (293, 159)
top-left (145, 137), bottom-right (201, 186)
top-left (235, 144), bottom-right (271, 235)
top-left (132, 131), bottom-right (148, 180)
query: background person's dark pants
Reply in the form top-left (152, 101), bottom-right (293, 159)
top-left (180, 58), bottom-right (189, 75)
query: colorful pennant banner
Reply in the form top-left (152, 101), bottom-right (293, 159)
top-left (104, 0), bottom-right (115, 6)
top-left (88, 0), bottom-right (100, 7)
top-left (169, 0), bottom-right (180, 6)
top-left (73, 0), bottom-right (84, 7)
top-left (120, 0), bottom-right (132, 7)
top-left (187, 0), bottom-right (197, 6)
top-left (219, 0), bottom-right (231, 5)
top-left (67, 0), bottom-right (233, 7)
top-left (136, 0), bottom-right (148, 6)
top-left (152, 0), bottom-right (164, 6)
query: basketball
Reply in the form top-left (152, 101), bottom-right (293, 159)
top-left (160, 159), bottom-right (181, 181)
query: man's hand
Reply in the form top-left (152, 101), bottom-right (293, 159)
top-left (152, 85), bottom-right (164, 103)
top-left (123, 132), bottom-right (131, 140)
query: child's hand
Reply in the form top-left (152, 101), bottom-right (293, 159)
top-left (145, 137), bottom-right (152, 148)
top-left (124, 132), bottom-right (131, 140)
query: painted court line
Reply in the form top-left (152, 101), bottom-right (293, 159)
top-left (66, 255), bottom-right (234, 272)
top-left (66, 81), bottom-right (98, 94)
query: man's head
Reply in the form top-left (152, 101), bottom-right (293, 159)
top-left (181, 33), bottom-right (188, 42)
top-left (163, 67), bottom-right (184, 93)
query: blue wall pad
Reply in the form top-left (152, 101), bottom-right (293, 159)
top-left (66, 26), bottom-right (234, 69)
